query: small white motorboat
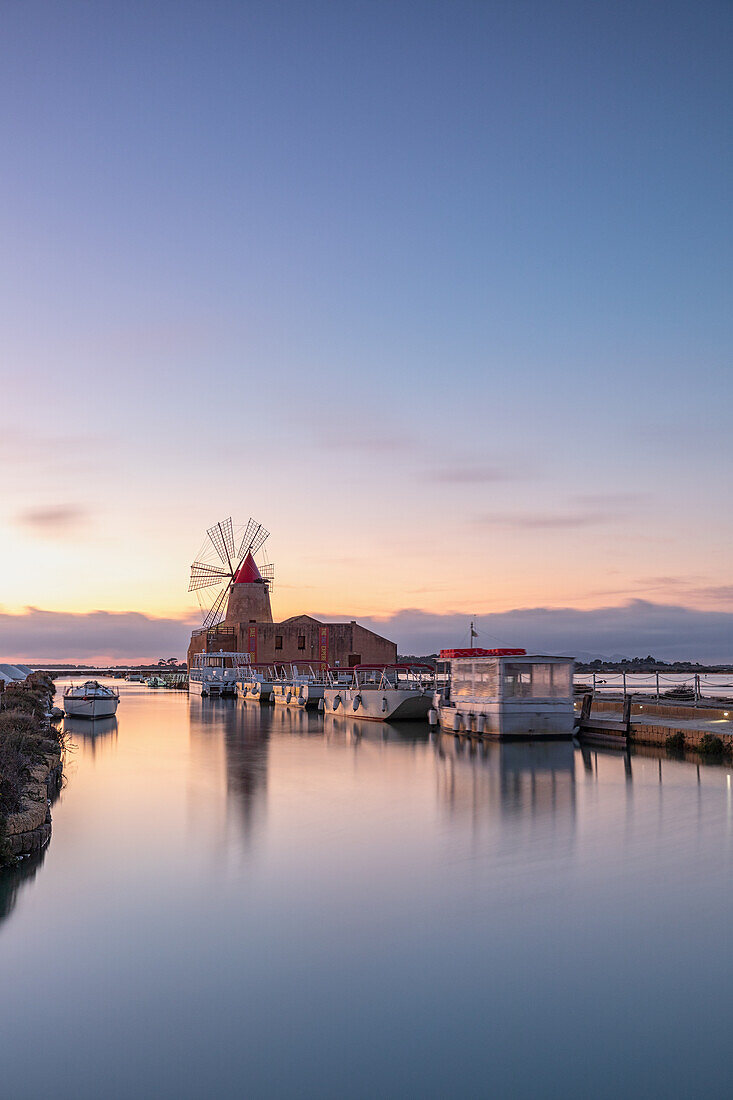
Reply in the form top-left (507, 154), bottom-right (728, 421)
top-left (63, 680), bottom-right (120, 719)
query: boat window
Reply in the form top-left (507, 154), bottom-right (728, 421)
top-left (503, 663), bottom-right (571, 699)
top-left (451, 659), bottom-right (499, 699)
top-left (275, 636), bottom-right (283, 650)
top-left (297, 636), bottom-right (306, 650)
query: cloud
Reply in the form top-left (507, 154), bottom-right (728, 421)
top-left (0, 608), bottom-right (197, 664)
top-left (352, 601), bottom-right (733, 662)
top-left (427, 464), bottom-right (519, 484)
top-left (4, 599), bottom-right (732, 665)
top-left (17, 504), bottom-right (90, 536)
top-left (476, 493), bottom-right (647, 531)
top-left (478, 511), bottom-right (621, 530)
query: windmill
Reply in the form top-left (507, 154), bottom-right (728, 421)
top-left (189, 517), bottom-right (274, 631)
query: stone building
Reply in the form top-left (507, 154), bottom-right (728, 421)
top-left (187, 552), bottom-right (397, 669)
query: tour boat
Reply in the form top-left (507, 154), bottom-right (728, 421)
top-left (235, 664), bottom-right (283, 702)
top-left (323, 664), bottom-right (435, 722)
top-left (431, 649), bottom-right (575, 739)
top-left (63, 681), bottom-right (120, 719)
top-left (271, 665), bottom-right (328, 709)
top-left (188, 651), bottom-right (251, 697)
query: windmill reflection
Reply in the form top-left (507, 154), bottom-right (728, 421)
top-left (188, 697), bottom-right (269, 845)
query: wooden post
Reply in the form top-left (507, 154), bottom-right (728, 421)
top-left (656, 672), bottom-right (660, 701)
top-left (580, 692), bottom-right (593, 725)
top-left (622, 694), bottom-right (632, 731)
top-left (592, 671), bottom-right (596, 692)
top-left (623, 671), bottom-right (627, 696)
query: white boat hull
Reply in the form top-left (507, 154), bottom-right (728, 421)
top-left (272, 682), bottom-right (326, 708)
top-left (188, 678), bottom-right (220, 696)
top-left (63, 696), bottom-right (119, 719)
top-left (437, 701), bottom-right (574, 739)
top-left (323, 687), bottom-right (432, 721)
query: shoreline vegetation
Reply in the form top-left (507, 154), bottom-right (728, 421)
top-left (0, 673), bottom-right (64, 867)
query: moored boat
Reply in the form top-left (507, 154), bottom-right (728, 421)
top-left (63, 680), bottom-right (120, 719)
top-left (323, 664), bottom-right (435, 722)
top-left (271, 665), bottom-right (328, 708)
top-left (431, 649), bottom-right (575, 739)
top-left (188, 650), bottom-right (251, 697)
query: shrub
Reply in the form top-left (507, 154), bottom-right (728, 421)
top-left (665, 731), bottom-right (685, 752)
top-left (1, 686), bottom-right (49, 720)
top-left (698, 734), bottom-right (724, 756)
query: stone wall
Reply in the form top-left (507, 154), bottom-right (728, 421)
top-left (188, 615), bottom-right (397, 669)
top-left (0, 746), bottom-right (63, 865)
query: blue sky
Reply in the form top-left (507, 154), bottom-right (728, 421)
top-left (1, 1), bottom-right (731, 659)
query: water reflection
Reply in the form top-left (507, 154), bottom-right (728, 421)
top-left (324, 711), bottom-right (430, 747)
top-left (188, 698), bottom-right (269, 844)
top-left (63, 715), bottom-right (118, 759)
top-left (5, 689), bottom-right (733, 1099)
top-left (0, 848), bottom-right (49, 926)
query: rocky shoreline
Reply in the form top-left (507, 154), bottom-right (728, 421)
top-left (0, 673), bottom-right (65, 867)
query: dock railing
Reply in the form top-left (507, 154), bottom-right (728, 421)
top-left (576, 672), bottom-right (733, 704)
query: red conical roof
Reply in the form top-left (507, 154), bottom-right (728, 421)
top-left (233, 552), bottom-right (263, 584)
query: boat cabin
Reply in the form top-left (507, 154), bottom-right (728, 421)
top-left (436, 648), bottom-right (575, 739)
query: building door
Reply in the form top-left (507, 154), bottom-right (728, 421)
top-left (347, 654), bottom-right (361, 667)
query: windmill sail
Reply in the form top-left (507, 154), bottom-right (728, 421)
top-left (188, 562), bottom-right (231, 591)
top-left (207, 517), bottom-right (235, 568)
top-left (238, 519), bottom-right (269, 560)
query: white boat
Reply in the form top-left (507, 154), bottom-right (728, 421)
top-left (63, 680), bottom-right (119, 719)
top-left (146, 676), bottom-right (166, 688)
top-left (323, 664), bottom-right (435, 721)
top-left (431, 649), bottom-right (575, 739)
top-left (271, 665), bottom-right (328, 709)
top-left (188, 650), bottom-right (251, 697)
top-left (235, 664), bottom-right (283, 702)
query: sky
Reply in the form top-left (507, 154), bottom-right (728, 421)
top-left (1, 0), bottom-right (731, 661)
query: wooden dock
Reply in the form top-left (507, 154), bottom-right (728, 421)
top-left (576, 693), bottom-right (733, 750)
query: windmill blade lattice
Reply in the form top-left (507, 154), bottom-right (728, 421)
top-left (207, 517), bottom-right (236, 568)
top-left (238, 519), bottom-right (269, 560)
top-left (188, 562), bottom-right (231, 591)
top-left (201, 584), bottom-right (231, 631)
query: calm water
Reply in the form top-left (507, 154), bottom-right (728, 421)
top-left (2, 683), bottom-right (733, 1099)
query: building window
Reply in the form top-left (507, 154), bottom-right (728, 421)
top-left (348, 653), bottom-right (361, 667)
top-left (298, 636), bottom-right (306, 650)
top-left (275, 636), bottom-right (283, 650)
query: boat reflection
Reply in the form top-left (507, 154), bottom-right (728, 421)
top-left (63, 715), bottom-right (119, 740)
top-left (434, 733), bottom-right (577, 840)
top-left (324, 711), bottom-right (430, 748)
